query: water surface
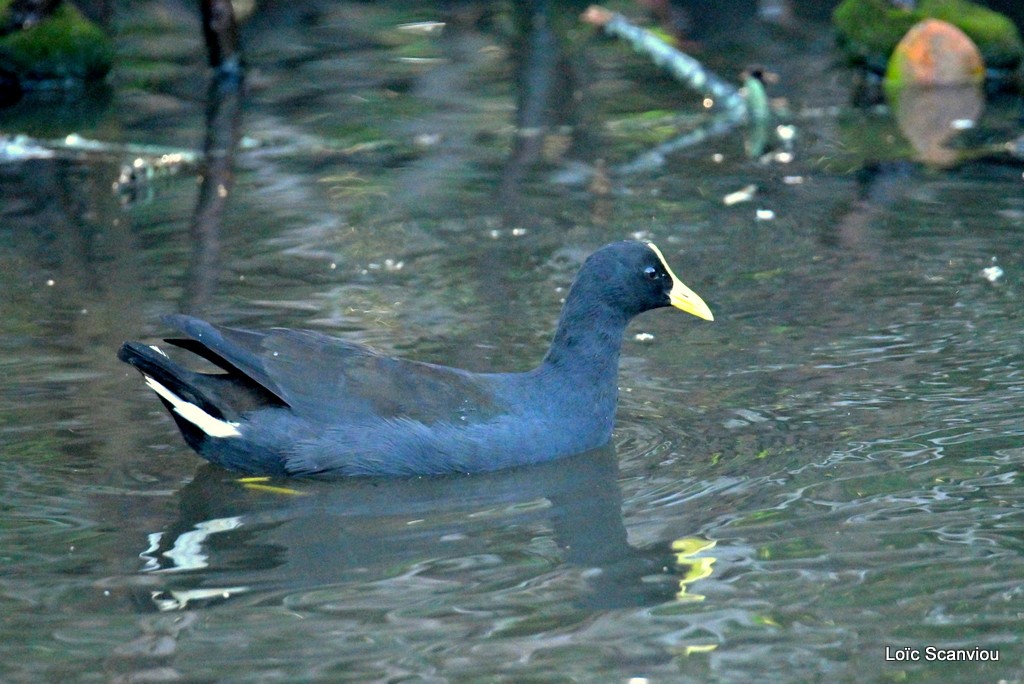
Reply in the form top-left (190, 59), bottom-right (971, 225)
top-left (1, 2), bottom-right (1022, 682)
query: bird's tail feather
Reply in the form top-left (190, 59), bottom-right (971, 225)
top-left (118, 341), bottom-right (242, 442)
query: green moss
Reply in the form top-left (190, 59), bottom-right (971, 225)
top-left (924, 0), bottom-right (1023, 68)
top-left (834, 0), bottom-right (914, 70)
top-left (834, 0), bottom-right (1023, 71)
top-left (0, 0), bottom-right (113, 83)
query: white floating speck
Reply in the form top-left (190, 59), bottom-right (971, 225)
top-left (396, 21), bottom-right (445, 35)
top-left (723, 184), bottom-right (757, 206)
top-left (414, 133), bottom-right (441, 147)
top-left (783, 175), bottom-right (804, 185)
top-left (712, 153), bottom-right (724, 163)
top-left (776, 124), bottom-right (796, 141)
top-left (773, 151), bottom-right (794, 164)
top-left (755, 208), bottom-right (775, 221)
top-left (982, 265), bottom-right (1004, 282)
top-left (634, 332), bottom-right (655, 342)
top-left (397, 57), bottom-right (447, 65)
top-left (46, 279), bottom-right (55, 286)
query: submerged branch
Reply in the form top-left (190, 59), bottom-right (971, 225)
top-left (582, 6), bottom-right (781, 173)
top-left (582, 5), bottom-right (748, 120)
top-left (616, 113), bottom-right (743, 174)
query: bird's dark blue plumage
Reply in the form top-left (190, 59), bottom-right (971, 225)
top-left (118, 240), bottom-right (712, 477)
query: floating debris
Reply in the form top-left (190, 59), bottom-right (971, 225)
top-left (397, 57), bottom-right (447, 65)
top-left (723, 184), bottom-right (757, 206)
top-left (0, 134), bottom-right (54, 162)
top-left (776, 124), bottom-right (797, 142)
top-left (113, 153), bottom-right (197, 204)
top-left (755, 209), bottom-right (776, 221)
top-left (396, 21), bottom-right (446, 35)
top-left (981, 264), bottom-right (1004, 282)
top-left (1, 132), bottom-right (205, 206)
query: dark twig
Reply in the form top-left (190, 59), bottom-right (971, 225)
top-left (183, 70), bottom-right (244, 311)
top-left (201, 0), bottom-right (241, 74)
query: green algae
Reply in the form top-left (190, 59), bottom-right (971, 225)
top-left (0, 1), bottom-right (113, 84)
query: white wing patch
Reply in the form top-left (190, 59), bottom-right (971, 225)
top-left (144, 375), bottom-right (242, 438)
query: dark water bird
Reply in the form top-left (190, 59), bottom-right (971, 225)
top-left (118, 241), bottom-right (713, 477)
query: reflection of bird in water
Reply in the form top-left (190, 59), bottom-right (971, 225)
top-left (135, 448), bottom-right (718, 613)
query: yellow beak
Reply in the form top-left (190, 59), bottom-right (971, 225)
top-left (647, 243), bottom-right (714, 321)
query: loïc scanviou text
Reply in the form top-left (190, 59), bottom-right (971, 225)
top-left (885, 646), bottom-right (999, 662)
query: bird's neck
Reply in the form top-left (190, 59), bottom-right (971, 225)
top-left (539, 294), bottom-right (629, 388)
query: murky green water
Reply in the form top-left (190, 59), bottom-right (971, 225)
top-left (1, 2), bottom-right (1022, 682)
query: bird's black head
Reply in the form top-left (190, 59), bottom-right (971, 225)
top-left (578, 241), bottom-right (713, 321)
